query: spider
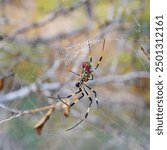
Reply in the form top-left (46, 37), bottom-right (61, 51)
top-left (49, 39), bottom-right (105, 131)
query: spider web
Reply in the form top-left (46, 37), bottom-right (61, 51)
top-left (57, 19), bottom-right (149, 150)
top-left (0, 1), bottom-right (149, 150)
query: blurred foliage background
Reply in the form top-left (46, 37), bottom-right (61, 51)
top-left (0, 0), bottom-right (149, 150)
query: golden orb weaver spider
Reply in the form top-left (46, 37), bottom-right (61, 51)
top-left (48, 39), bottom-right (105, 131)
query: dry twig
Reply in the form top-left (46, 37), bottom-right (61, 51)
top-left (141, 46), bottom-right (150, 60)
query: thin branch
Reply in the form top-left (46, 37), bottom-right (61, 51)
top-left (0, 103), bottom-right (22, 114)
top-left (0, 71), bottom-right (149, 103)
top-left (0, 100), bottom-right (70, 134)
top-left (0, 72), bottom-right (14, 80)
top-left (92, 71), bottom-right (150, 85)
top-left (8, 0), bottom-right (90, 40)
top-left (28, 25), bottom-right (91, 45)
top-left (0, 112), bottom-right (24, 124)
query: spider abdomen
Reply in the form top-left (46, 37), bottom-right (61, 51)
top-left (82, 62), bottom-right (91, 74)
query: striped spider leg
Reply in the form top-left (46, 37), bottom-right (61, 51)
top-left (61, 82), bottom-right (97, 131)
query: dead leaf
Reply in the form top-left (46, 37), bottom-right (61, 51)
top-left (0, 79), bottom-right (4, 91)
top-left (34, 107), bottom-right (55, 135)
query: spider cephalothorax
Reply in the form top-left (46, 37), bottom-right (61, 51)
top-left (50, 40), bottom-right (105, 131)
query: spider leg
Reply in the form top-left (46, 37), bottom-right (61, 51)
top-left (84, 83), bottom-right (98, 108)
top-left (70, 92), bottom-right (84, 107)
top-left (66, 87), bottom-right (92, 131)
top-left (66, 119), bottom-right (84, 131)
top-left (57, 95), bottom-right (69, 107)
top-left (83, 87), bottom-right (93, 119)
top-left (69, 70), bottom-right (80, 76)
top-left (47, 87), bottom-right (82, 101)
top-left (89, 72), bottom-right (94, 80)
top-left (94, 39), bottom-right (105, 70)
top-left (88, 41), bottom-right (93, 65)
top-left (55, 86), bottom-right (85, 108)
top-left (57, 87), bottom-right (85, 119)
top-left (66, 87), bottom-right (82, 98)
